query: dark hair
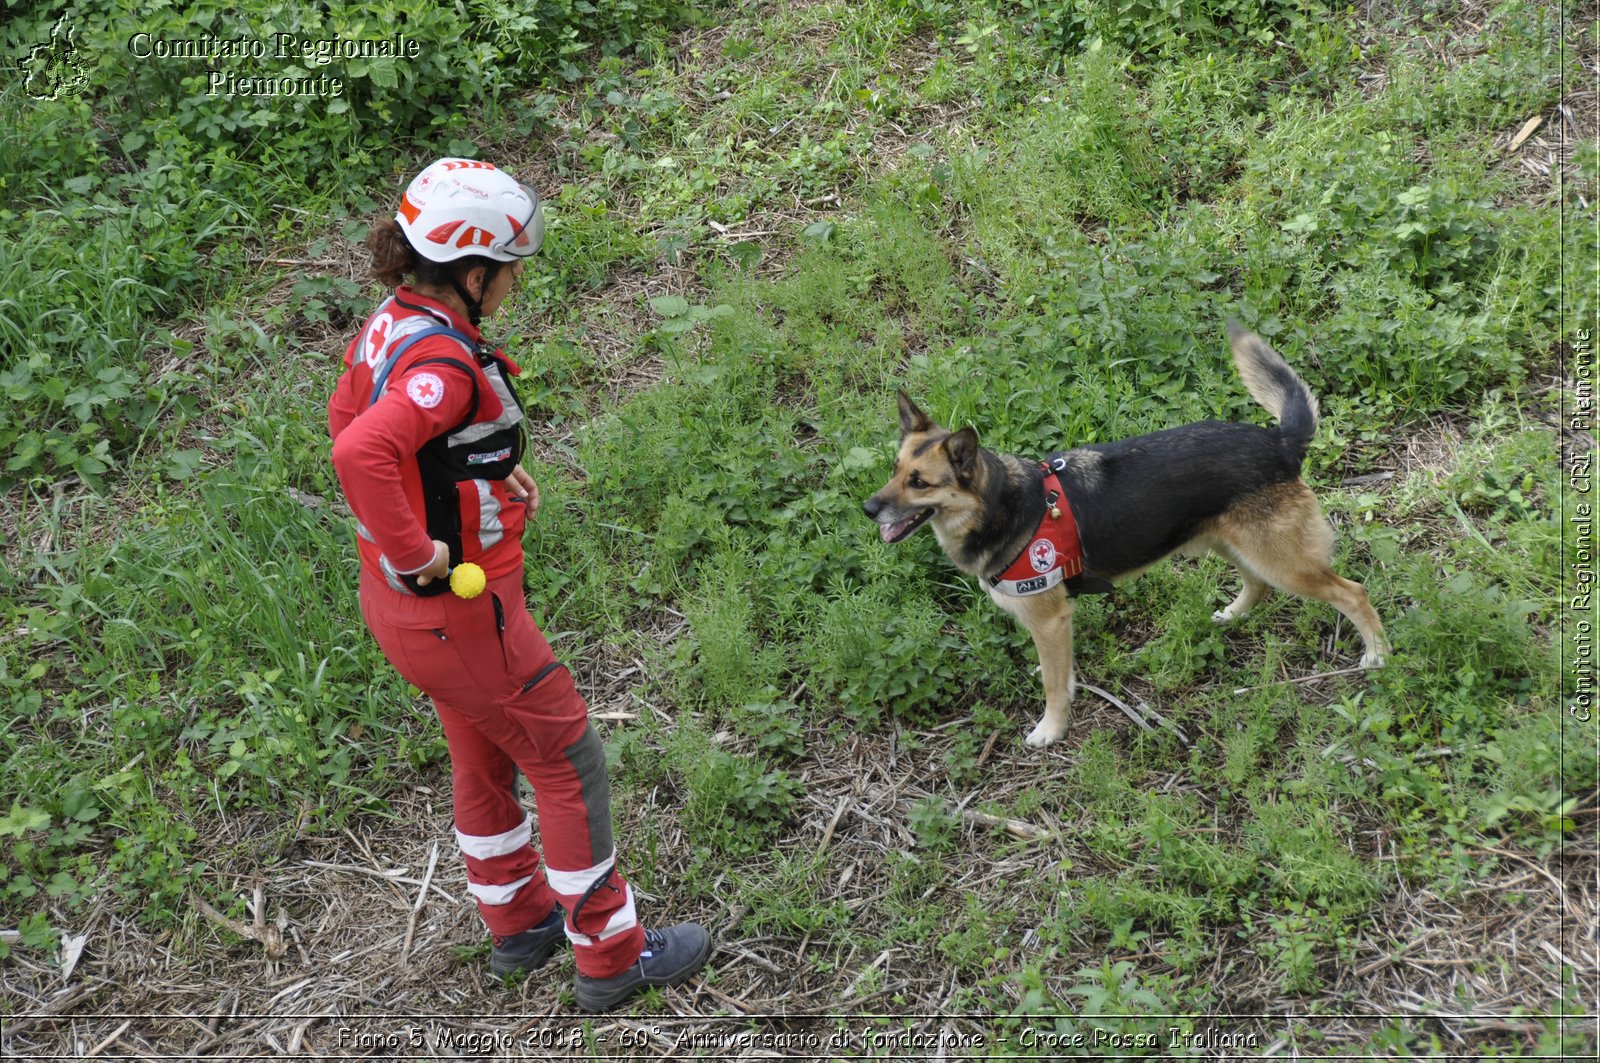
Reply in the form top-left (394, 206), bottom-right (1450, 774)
top-left (365, 218), bottom-right (503, 291)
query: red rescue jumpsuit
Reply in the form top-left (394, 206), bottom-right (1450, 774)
top-left (328, 287), bottom-right (644, 977)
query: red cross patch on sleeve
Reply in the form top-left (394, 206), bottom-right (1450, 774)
top-left (405, 372), bottom-right (445, 409)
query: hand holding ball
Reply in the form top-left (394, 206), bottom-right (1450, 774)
top-left (450, 562), bottom-right (487, 599)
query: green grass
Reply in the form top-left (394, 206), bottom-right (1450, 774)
top-left (2, 0), bottom-right (1594, 1054)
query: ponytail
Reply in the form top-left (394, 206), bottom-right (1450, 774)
top-left (366, 218), bottom-right (416, 287)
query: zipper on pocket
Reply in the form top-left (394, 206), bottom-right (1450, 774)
top-left (431, 628), bottom-right (448, 641)
top-left (518, 661), bottom-right (563, 695)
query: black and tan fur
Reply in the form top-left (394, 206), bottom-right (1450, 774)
top-left (863, 324), bottom-right (1388, 748)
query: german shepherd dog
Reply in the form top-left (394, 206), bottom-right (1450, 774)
top-left (863, 324), bottom-right (1388, 748)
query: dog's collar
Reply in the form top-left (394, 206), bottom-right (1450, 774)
top-left (988, 463), bottom-right (1084, 597)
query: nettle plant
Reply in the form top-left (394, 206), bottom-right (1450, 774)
top-left (1387, 182), bottom-right (1499, 291)
top-left (1013, 0), bottom-right (1329, 57)
top-left (0, 784), bottom-right (102, 933)
top-left (683, 747), bottom-right (801, 858)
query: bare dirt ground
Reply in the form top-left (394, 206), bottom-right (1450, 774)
top-left (2, 720), bottom-right (1594, 1058)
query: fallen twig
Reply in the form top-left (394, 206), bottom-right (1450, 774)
top-left (1231, 665), bottom-right (1370, 695)
top-left (1080, 682), bottom-right (1190, 745)
top-left (254, 257), bottom-right (339, 267)
top-left (1080, 682), bottom-right (1154, 733)
top-left (299, 859), bottom-right (456, 905)
top-left (817, 796), bottom-right (850, 859)
top-left (975, 727), bottom-right (1003, 768)
top-left (960, 807), bottom-right (1051, 841)
top-left (82, 1019), bottom-right (132, 1059)
top-left (1508, 114), bottom-right (1544, 151)
top-left (697, 980), bottom-right (756, 1013)
top-left (401, 841), bottom-right (440, 966)
top-left (194, 896), bottom-right (284, 961)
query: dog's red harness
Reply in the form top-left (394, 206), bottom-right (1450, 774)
top-left (989, 463), bottom-right (1084, 597)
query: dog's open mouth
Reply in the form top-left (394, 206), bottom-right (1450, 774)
top-left (878, 509), bottom-right (933, 543)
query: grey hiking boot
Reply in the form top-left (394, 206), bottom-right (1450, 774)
top-left (490, 907), bottom-right (567, 975)
top-left (573, 923), bottom-right (712, 1012)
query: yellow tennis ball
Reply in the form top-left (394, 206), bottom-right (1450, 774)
top-left (450, 562), bottom-right (487, 599)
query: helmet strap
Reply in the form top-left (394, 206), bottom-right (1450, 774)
top-left (450, 275), bottom-right (484, 327)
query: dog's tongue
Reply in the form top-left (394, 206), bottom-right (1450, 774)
top-left (880, 519), bottom-right (912, 543)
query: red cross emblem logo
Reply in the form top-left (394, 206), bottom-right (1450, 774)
top-left (406, 372), bottom-right (445, 409)
top-left (1028, 538), bottom-right (1057, 574)
top-left (362, 312), bottom-right (393, 369)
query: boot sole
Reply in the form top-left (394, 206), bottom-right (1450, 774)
top-left (573, 932), bottom-right (713, 1012)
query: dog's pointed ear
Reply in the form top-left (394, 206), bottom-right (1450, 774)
top-left (897, 390), bottom-right (932, 436)
top-left (944, 426), bottom-right (980, 480)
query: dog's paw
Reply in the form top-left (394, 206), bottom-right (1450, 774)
top-left (1359, 651), bottom-right (1387, 670)
top-left (1211, 607), bottom-right (1238, 625)
top-left (1024, 719), bottom-right (1066, 748)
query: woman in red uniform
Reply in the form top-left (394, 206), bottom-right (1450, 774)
top-left (328, 158), bottom-right (709, 1011)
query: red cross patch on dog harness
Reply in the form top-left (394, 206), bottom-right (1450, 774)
top-left (989, 464), bottom-right (1084, 597)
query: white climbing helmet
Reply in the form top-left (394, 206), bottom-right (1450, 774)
top-left (395, 158), bottom-right (545, 264)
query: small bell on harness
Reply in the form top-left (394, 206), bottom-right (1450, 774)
top-left (1046, 489), bottom-right (1062, 521)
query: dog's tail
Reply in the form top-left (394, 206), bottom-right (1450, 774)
top-left (1227, 321), bottom-right (1318, 470)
